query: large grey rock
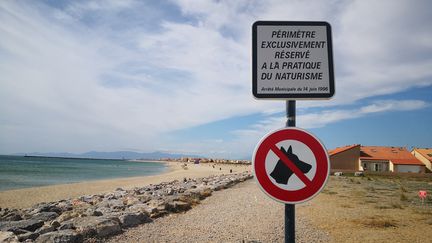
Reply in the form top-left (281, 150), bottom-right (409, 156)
top-left (113, 190), bottom-right (126, 198)
top-left (77, 195), bottom-right (94, 204)
top-left (50, 220), bottom-right (61, 229)
top-left (166, 188), bottom-right (174, 195)
top-left (95, 218), bottom-right (121, 238)
top-left (210, 182), bottom-right (225, 191)
top-left (35, 224), bottom-right (56, 235)
top-left (107, 199), bottom-right (125, 210)
top-left (57, 211), bottom-right (79, 223)
top-left (145, 200), bottom-right (168, 218)
top-left (5, 228), bottom-right (28, 236)
top-left (165, 201), bottom-right (191, 213)
top-left (17, 231), bottom-right (39, 241)
top-left (0, 219), bottom-right (44, 232)
top-left (94, 207), bottom-right (111, 215)
top-left (58, 221), bottom-right (75, 231)
top-left (30, 212), bottom-right (58, 222)
top-left (94, 200), bottom-right (109, 208)
top-left (118, 212), bottom-right (149, 228)
top-left (0, 231), bottom-right (18, 243)
top-left (184, 187), bottom-right (211, 200)
top-left (32, 203), bottom-right (62, 214)
top-left (0, 172), bottom-right (253, 242)
top-left (128, 203), bottom-right (155, 216)
top-left (56, 201), bottom-right (73, 212)
top-left (0, 211), bottom-right (22, 222)
top-left (35, 230), bottom-right (82, 243)
top-left (85, 208), bottom-right (103, 217)
top-left (198, 187), bottom-right (212, 198)
top-left (72, 216), bottom-right (121, 238)
top-left (123, 196), bottom-right (139, 206)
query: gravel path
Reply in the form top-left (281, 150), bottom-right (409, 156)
top-left (108, 179), bottom-right (330, 243)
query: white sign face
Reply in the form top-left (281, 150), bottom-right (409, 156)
top-left (252, 21), bottom-right (335, 99)
top-left (265, 140), bottom-right (317, 191)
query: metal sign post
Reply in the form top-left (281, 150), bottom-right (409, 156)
top-left (252, 124), bottom-right (330, 243)
top-left (252, 21), bottom-right (334, 243)
top-left (285, 100), bottom-right (296, 243)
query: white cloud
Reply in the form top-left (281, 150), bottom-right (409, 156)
top-left (302, 99), bottom-right (427, 128)
top-left (0, 0), bottom-right (431, 157)
top-left (333, 0), bottom-right (432, 102)
top-left (225, 99), bottom-right (428, 157)
top-left (359, 100), bottom-right (427, 114)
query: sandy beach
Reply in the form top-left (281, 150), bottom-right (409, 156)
top-left (2, 165), bottom-right (430, 242)
top-left (0, 162), bottom-right (251, 209)
top-left (108, 179), bottom-right (330, 243)
top-left (107, 174), bottom-right (432, 243)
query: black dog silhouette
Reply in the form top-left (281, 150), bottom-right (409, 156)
top-left (270, 146), bottom-right (312, 185)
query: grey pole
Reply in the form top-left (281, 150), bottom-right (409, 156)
top-left (286, 100), bottom-right (296, 127)
top-left (285, 100), bottom-right (296, 243)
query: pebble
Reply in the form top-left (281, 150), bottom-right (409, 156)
top-left (108, 180), bottom-right (331, 243)
top-left (0, 172), bottom-right (253, 242)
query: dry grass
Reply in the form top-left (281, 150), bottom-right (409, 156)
top-left (374, 204), bottom-right (392, 209)
top-left (297, 174), bottom-right (432, 242)
top-left (400, 193), bottom-right (408, 201)
top-left (412, 207), bottom-right (432, 215)
top-left (364, 199), bottom-right (378, 204)
top-left (353, 217), bottom-right (398, 228)
top-left (321, 189), bottom-right (338, 195)
top-left (390, 202), bottom-right (404, 209)
top-left (374, 202), bottom-right (403, 209)
top-left (340, 204), bottom-right (354, 208)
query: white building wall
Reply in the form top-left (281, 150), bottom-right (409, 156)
top-left (412, 151), bottom-right (432, 171)
top-left (395, 165), bottom-right (422, 173)
top-left (361, 160), bottom-right (389, 172)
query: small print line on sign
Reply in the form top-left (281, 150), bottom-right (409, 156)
top-left (270, 144), bottom-right (312, 186)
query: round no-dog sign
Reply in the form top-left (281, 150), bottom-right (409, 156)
top-left (253, 127), bottom-right (329, 204)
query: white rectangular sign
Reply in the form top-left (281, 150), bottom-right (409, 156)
top-left (252, 21), bottom-right (335, 99)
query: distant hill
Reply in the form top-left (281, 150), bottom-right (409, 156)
top-left (13, 151), bottom-right (202, 160)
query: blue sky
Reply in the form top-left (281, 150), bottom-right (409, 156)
top-left (1, 0), bottom-right (431, 159)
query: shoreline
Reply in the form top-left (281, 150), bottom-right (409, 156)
top-left (0, 160), bottom-right (173, 193)
top-left (0, 162), bottom-right (251, 209)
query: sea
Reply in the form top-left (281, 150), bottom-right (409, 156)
top-left (0, 155), bottom-right (168, 191)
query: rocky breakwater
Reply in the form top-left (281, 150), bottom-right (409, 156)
top-left (0, 172), bottom-right (252, 243)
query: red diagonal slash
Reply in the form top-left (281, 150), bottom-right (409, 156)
top-left (270, 145), bottom-right (312, 186)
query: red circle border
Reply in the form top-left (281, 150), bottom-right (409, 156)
top-left (253, 127), bottom-right (330, 204)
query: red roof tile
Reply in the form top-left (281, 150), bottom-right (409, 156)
top-left (360, 146), bottom-right (424, 165)
top-left (390, 159), bottom-right (425, 165)
top-left (329, 144), bottom-right (360, 156)
top-left (413, 148), bottom-right (432, 162)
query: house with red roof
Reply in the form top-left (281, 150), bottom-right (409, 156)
top-left (328, 144), bottom-right (361, 171)
top-left (412, 148), bottom-right (432, 172)
top-left (329, 145), bottom-right (426, 173)
top-left (360, 146), bottom-right (425, 173)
